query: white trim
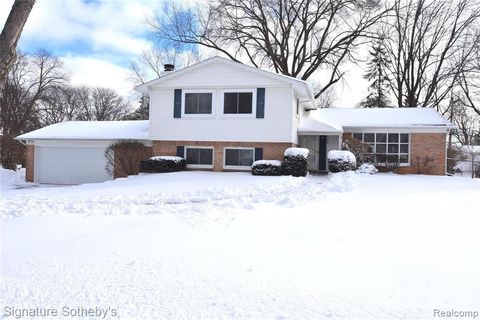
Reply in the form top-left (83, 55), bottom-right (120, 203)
top-left (223, 147), bottom-right (255, 170)
top-left (34, 145), bottom-right (38, 183)
top-left (181, 89), bottom-right (215, 118)
top-left (184, 146), bottom-right (214, 169)
top-left (219, 88), bottom-right (256, 118)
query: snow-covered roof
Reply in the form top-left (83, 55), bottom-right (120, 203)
top-left (460, 145), bottom-right (480, 154)
top-left (135, 56), bottom-right (315, 103)
top-left (310, 108), bottom-right (455, 129)
top-left (298, 117), bottom-right (343, 134)
top-left (16, 121), bottom-right (149, 140)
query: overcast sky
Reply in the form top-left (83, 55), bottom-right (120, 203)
top-left (0, 0), bottom-right (369, 107)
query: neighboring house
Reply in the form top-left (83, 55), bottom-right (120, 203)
top-left (454, 145), bottom-right (480, 178)
top-left (16, 56), bottom-right (455, 184)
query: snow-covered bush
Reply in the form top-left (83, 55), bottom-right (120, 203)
top-left (251, 160), bottom-right (282, 176)
top-left (141, 156), bottom-right (186, 173)
top-left (327, 150), bottom-right (356, 173)
top-left (282, 147), bottom-right (309, 177)
top-left (356, 163), bottom-right (378, 174)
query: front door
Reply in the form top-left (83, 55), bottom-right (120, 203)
top-left (319, 135), bottom-right (327, 171)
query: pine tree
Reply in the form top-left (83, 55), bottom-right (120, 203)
top-left (123, 96), bottom-right (149, 120)
top-left (361, 37), bottom-right (392, 108)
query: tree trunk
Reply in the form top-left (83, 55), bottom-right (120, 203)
top-left (0, 0), bottom-right (35, 89)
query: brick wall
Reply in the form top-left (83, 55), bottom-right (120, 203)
top-left (153, 141), bottom-right (295, 171)
top-left (398, 133), bottom-right (446, 175)
top-left (344, 132), bottom-right (447, 175)
top-left (25, 144), bottom-right (34, 182)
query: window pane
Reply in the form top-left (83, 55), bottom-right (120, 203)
top-left (353, 133), bottom-right (363, 141)
top-left (185, 93), bottom-right (197, 114)
top-left (400, 154), bottom-right (409, 163)
top-left (376, 144), bottom-right (386, 153)
top-left (199, 149), bottom-right (213, 165)
top-left (198, 93), bottom-right (212, 114)
top-left (186, 148), bottom-right (199, 164)
top-left (386, 154), bottom-right (399, 164)
top-left (388, 144), bottom-right (399, 153)
top-left (238, 149), bottom-right (254, 166)
top-left (367, 144), bottom-right (374, 153)
top-left (400, 144), bottom-right (409, 153)
top-left (238, 92), bottom-right (252, 114)
top-left (388, 133), bottom-right (399, 143)
top-left (224, 93), bottom-right (238, 114)
top-left (376, 133), bottom-right (387, 143)
top-left (225, 149), bottom-right (239, 166)
top-left (364, 133), bottom-right (375, 142)
top-left (400, 134), bottom-right (409, 143)
top-left (376, 154), bottom-right (387, 163)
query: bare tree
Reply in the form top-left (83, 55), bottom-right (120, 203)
top-left (0, 51), bottom-right (68, 136)
top-left (0, 50), bottom-right (68, 168)
top-left (129, 47), bottom-right (201, 85)
top-left (383, 0), bottom-right (480, 108)
top-left (314, 86), bottom-right (338, 108)
top-left (0, 0), bottom-right (35, 89)
top-left (74, 87), bottom-right (132, 121)
top-left (456, 43), bottom-right (480, 116)
top-left (449, 94), bottom-right (479, 146)
top-left (150, 0), bottom-right (392, 98)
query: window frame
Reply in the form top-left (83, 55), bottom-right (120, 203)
top-left (223, 147), bottom-right (256, 170)
top-left (220, 88), bottom-right (256, 118)
top-left (181, 89), bottom-right (215, 118)
top-left (352, 132), bottom-right (411, 166)
top-left (184, 146), bottom-right (214, 169)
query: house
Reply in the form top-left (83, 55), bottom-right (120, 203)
top-left (16, 56), bottom-right (455, 184)
top-left (454, 145), bottom-right (480, 178)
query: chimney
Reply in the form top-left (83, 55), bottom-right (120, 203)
top-left (164, 64), bottom-right (175, 72)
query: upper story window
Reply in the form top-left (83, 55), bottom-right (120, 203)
top-left (223, 91), bottom-right (253, 114)
top-left (184, 92), bottom-right (213, 114)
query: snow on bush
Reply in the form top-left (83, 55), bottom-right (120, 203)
top-left (327, 150), bottom-right (356, 173)
top-left (284, 147), bottom-right (309, 158)
top-left (141, 156), bottom-right (186, 173)
top-left (251, 160), bottom-right (282, 176)
top-left (356, 163), bottom-right (378, 174)
top-left (283, 149), bottom-right (309, 177)
top-left (0, 168), bottom-right (29, 189)
top-left (150, 156), bottom-right (184, 163)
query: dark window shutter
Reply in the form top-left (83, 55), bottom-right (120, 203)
top-left (256, 88), bottom-right (265, 118)
top-left (254, 147), bottom-right (263, 161)
top-left (174, 89), bottom-right (182, 118)
top-left (176, 146), bottom-right (185, 158)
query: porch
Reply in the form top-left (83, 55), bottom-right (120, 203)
top-left (298, 117), bottom-right (343, 172)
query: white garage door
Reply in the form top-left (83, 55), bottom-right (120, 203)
top-left (36, 146), bottom-right (112, 184)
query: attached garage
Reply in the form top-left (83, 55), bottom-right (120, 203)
top-left (35, 143), bottom-right (112, 185)
top-left (16, 121), bottom-right (150, 185)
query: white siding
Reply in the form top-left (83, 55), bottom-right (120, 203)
top-left (149, 61), bottom-right (295, 143)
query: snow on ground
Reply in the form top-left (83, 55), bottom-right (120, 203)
top-left (1, 169), bottom-right (480, 319)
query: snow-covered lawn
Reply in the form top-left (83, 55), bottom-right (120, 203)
top-left (1, 169), bottom-right (479, 319)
